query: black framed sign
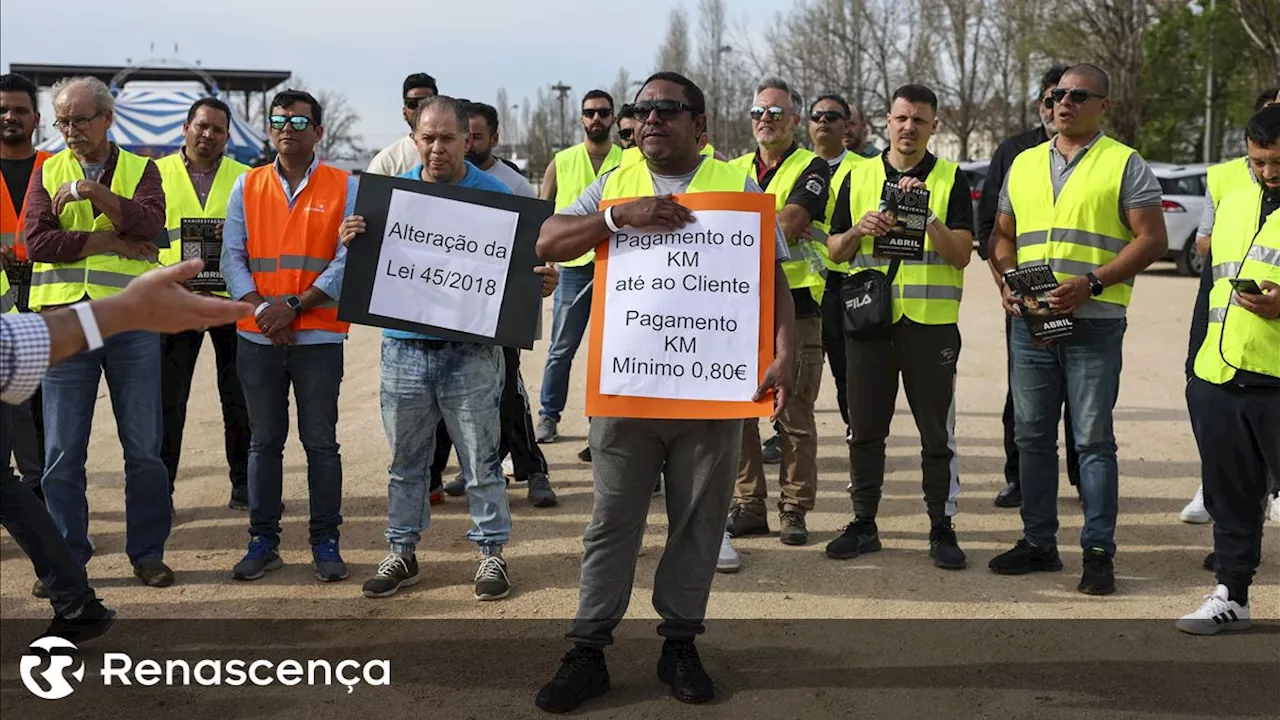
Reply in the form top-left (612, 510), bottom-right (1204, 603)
top-left (338, 173), bottom-right (553, 349)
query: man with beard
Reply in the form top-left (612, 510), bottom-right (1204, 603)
top-left (154, 98), bottom-right (252, 509)
top-left (535, 90), bottom-right (622, 445)
top-left (844, 104), bottom-right (881, 159)
top-left (977, 65), bottom-right (1081, 509)
top-left (616, 103), bottom-right (638, 150)
top-left (0, 72), bottom-right (50, 499)
top-left (367, 73), bottom-right (438, 177)
top-left (466, 102), bottom-right (535, 198)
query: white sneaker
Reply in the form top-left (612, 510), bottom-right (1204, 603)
top-left (502, 457), bottom-right (515, 478)
top-left (1268, 493), bottom-right (1280, 525)
top-left (1175, 585), bottom-right (1251, 635)
top-left (1180, 486), bottom-right (1211, 524)
top-left (716, 532), bottom-right (741, 573)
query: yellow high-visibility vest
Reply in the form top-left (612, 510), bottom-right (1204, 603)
top-left (1206, 156), bottom-right (1254, 209)
top-left (1006, 134), bottom-right (1136, 308)
top-left (0, 269), bottom-right (14, 314)
top-left (620, 143), bottom-right (715, 168)
top-left (29, 148), bottom-right (154, 311)
top-left (1194, 183), bottom-right (1280, 383)
top-left (729, 149), bottom-right (826, 302)
top-left (555, 143), bottom-right (623, 267)
top-left (601, 155), bottom-right (746, 199)
top-left (818, 152), bottom-right (868, 274)
top-left (155, 152), bottom-right (249, 298)
top-left (845, 155), bottom-right (963, 324)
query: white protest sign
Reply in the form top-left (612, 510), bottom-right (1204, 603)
top-left (368, 188), bottom-right (519, 338)
top-left (598, 210), bottom-right (762, 402)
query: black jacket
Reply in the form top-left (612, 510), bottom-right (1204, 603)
top-left (976, 125), bottom-right (1049, 259)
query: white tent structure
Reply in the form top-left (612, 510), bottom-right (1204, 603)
top-left (39, 86), bottom-right (267, 164)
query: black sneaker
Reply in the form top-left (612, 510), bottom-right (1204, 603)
top-left (725, 504), bottom-right (769, 537)
top-left (228, 485), bottom-right (249, 511)
top-left (133, 558), bottom-right (175, 587)
top-left (577, 446), bottom-right (592, 463)
top-left (1078, 548), bottom-right (1116, 595)
top-left (232, 536), bottom-right (283, 581)
top-left (929, 520), bottom-right (967, 569)
top-left (988, 539), bottom-right (1063, 575)
top-left (362, 552), bottom-right (420, 598)
top-left (443, 475), bottom-right (467, 497)
top-left (1203, 552), bottom-right (1216, 571)
top-left (778, 511), bottom-right (808, 546)
top-left (824, 518), bottom-right (882, 559)
top-left (41, 600), bottom-right (116, 645)
top-left (475, 555), bottom-right (511, 600)
top-left (993, 482), bottom-right (1022, 508)
top-left (528, 473), bottom-right (558, 508)
top-left (761, 434), bottom-right (782, 464)
top-left (535, 646), bottom-right (610, 713)
top-left (32, 578), bottom-right (49, 599)
top-left (657, 639), bottom-right (714, 704)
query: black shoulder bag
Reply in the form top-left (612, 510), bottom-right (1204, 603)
top-left (841, 258), bottom-right (901, 340)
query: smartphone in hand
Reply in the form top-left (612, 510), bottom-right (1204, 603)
top-left (1228, 278), bottom-right (1264, 295)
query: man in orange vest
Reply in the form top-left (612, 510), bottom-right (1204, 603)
top-left (0, 72), bottom-right (51, 498)
top-left (220, 89), bottom-right (355, 584)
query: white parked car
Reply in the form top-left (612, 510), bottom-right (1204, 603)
top-left (1151, 163), bottom-right (1209, 277)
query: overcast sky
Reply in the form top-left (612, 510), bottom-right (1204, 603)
top-left (1, 0), bottom-right (776, 153)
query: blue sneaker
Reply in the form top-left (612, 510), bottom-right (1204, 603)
top-left (312, 539), bottom-right (348, 582)
top-left (232, 536), bottom-right (282, 581)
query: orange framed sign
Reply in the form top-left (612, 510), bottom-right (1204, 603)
top-left (585, 192), bottom-right (777, 419)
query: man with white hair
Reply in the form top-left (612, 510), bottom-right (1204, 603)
top-left (22, 76), bottom-right (173, 590)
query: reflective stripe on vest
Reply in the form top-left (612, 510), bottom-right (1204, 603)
top-left (0, 150), bottom-right (51, 262)
top-left (729, 149), bottom-right (826, 302)
top-left (155, 152), bottom-right (249, 298)
top-left (845, 156), bottom-right (964, 325)
top-left (29, 148), bottom-right (153, 311)
top-left (1006, 135), bottom-right (1136, 309)
top-left (1194, 183), bottom-right (1280, 383)
top-left (1205, 156), bottom-right (1254, 209)
top-left (555, 143), bottom-right (623, 267)
top-left (1, 270), bottom-right (14, 313)
top-left (818, 152), bottom-right (868, 274)
top-left (235, 163), bottom-right (350, 335)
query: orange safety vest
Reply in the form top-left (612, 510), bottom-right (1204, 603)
top-left (0, 150), bottom-right (52, 261)
top-left (235, 163), bottom-right (350, 335)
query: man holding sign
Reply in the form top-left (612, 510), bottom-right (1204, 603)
top-left (154, 97), bottom-right (252, 509)
top-left (532, 72), bottom-right (793, 714)
top-left (342, 96), bottom-right (557, 602)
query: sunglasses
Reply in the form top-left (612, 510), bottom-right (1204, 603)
top-left (1050, 88), bottom-right (1106, 105)
top-left (810, 110), bottom-right (847, 124)
top-left (582, 108), bottom-right (613, 119)
top-left (631, 100), bottom-right (696, 121)
top-left (269, 115), bottom-right (313, 132)
top-left (618, 128), bottom-right (635, 141)
top-left (751, 105), bottom-right (786, 121)
top-left (404, 97), bottom-right (429, 110)
top-left (1042, 96), bottom-right (1055, 109)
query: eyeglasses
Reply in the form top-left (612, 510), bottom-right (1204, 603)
top-left (809, 110), bottom-right (847, 124)
top-left (631, 100), bottom-right (696, 121)
top-left (582, 108), bottom-right (613, 119)
top-left (269, 115), bottom-right (313, 132)
top-left (1050, 88), bottom-right (1106, 105)
top-left (750, 105), bottom-right (786, 121)
top-left (618, 128), bottom-right (635, 141)
top-left (52, 112), bottom-right (102, 131)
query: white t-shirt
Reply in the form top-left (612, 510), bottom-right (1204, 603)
top-left (482, 159), bottom-right (537, 198)
top-left (366, 135), bottom-right (419, 176)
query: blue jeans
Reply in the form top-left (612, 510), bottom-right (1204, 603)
top-left (538, 265), bottom-right (594, 422)
top-left (381, 338), bottom-right (510, 552)
top-left (236, 339), bottom-right (344, 547)
top-left (41, 330), bottom-right (171, 566)
top-left (1011, 318), bottom-right (1125, 556)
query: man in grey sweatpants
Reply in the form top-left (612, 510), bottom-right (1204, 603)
top-left (531, 71), bottom-right (795, 714)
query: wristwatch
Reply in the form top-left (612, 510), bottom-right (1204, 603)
top-left (1085, 272), bottom-right (1105, 297)
top-left (284, 295), bottom-right (303, 313)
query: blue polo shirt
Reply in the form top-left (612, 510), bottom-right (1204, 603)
top-left (384, 161), bottom-right (514, 341)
